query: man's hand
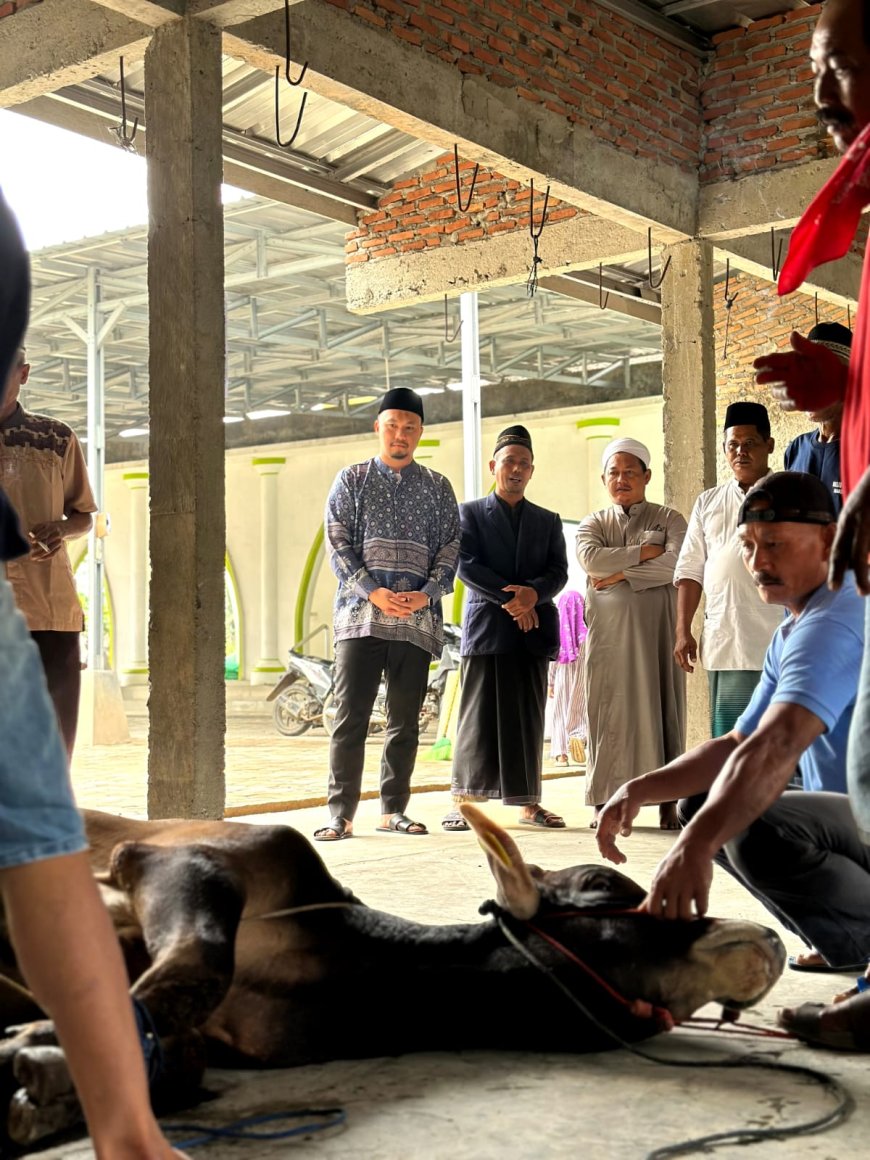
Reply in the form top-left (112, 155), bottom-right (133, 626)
top-left (28, 521), bottom-right (64, 559)
top-left (596, 784), bottom-right (642, 865)
top-left (502, 584), bottom-right (537, 616)
top-left (753, 331), bottom-right (848, 413)
top-left (830, 464), bottom-right (870, 594)
top-left (641, 835), bottom-right (714, 921)
top-left (674, 628), bottom-right (698, 674)
top-left (592, 572), bottom-right (625, 591)
top-left (514, 608), bottom-right (539, 633)
top-left (369, 587), bottom-right (416, 617)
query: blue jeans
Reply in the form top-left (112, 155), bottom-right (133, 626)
top-left (847, 596), bottom-right (870, 844)
top-left (0, 577), bottom-right (86, 868)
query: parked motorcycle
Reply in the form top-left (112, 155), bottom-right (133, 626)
top-left (268, 623), bottom-right (461, 739)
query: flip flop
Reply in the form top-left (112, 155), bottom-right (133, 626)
top-left (519, 808), bottom-right (566, 829)
top-left (313, 817), bottom-right (352, 842)
top-left (787, 955), bottom-right (868, 973)
top-left (442, 811), bottom-right (470, 832)
top-left (376, 812), bottom-right (428, 835)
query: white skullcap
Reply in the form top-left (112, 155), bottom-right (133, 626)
top-left (601, 437), bottom-right (651, 471)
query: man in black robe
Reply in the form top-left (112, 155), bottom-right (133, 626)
top-left (444, 426), bottom-right (569, 831)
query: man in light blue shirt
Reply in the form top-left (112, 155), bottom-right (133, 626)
top-left (596, 472), bottom-right (869, 974)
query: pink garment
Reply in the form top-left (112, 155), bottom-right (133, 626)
top-left (556, 590), bottom-right (586, 664)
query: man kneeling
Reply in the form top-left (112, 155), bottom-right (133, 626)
top-left (596, 472), bottom-right (870, 1045)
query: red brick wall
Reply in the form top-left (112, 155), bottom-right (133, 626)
top-left (701, 6), bottom-right (830, 183)
top-left (0, 0), bottom-right (42, 19)
top-left (326, 0), bottom-right (702, 172)
top-left (345, 153), bottom-right (580, 264)
top-left (713, 270), bottom-right (850, 472)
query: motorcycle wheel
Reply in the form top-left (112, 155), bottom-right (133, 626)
top-left (273, 682), bottom-right (312, 737)
top-left (321, 692), bottom-right (337, 738)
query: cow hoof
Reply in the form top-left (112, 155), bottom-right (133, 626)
top-left (14, 1046), bottom-right (76, 1106)
top-left (7, 1087), bottom-right (82, 1146)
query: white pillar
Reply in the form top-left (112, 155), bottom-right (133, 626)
top-left (122, 471), bottom-right (149, 685)
top-left (578, 416), bottom-right (621, 515)
top-left (460, 292), bottom-right (482, 502)
top-left (251, 456), bottom-right (285, 685)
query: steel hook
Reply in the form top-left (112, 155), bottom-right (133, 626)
top-left (770, 227), bottom-right (785, 281)
top-left (453, 145), bottom-right (479, 213)
top-left (444, 295), bottom-right (462, 343)
top-left (275, 68), bottom-right (307, 148)
top-left (722, 259), bottom-right (739, 360)
top-left (598, 264), bottom-right (610, 311)
top-left (647, 229), bottom-right (671, 290)
top-left (529, 179), bottom-right (551, 239)
top-left (111, 57), bottom-right (139, 152)
top-left (281, 0), bottom-right (308, 85)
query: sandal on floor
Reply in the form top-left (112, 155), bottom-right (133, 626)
top-left (777, 1001), bottom-right (870, 1051)
top-left (787, 954), bottom-right (868, 974)
top-left (519, 808), bottom-right (566, 829)
top-left (376, 812), bottom-right (428, 835)
top-left (313, 817), bottom-right (352, 842)
top-left (442, 810), bottom-right (470, 832)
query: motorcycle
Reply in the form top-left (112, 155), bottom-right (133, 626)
top-left (268, 623), bottom-right (461, 739)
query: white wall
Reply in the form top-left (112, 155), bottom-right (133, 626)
top-left (103, 395), bottom-right (665, 676)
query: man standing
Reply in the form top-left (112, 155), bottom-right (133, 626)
top-left (0, 348), bottom-right (96, 760)
top-left (782, 322), bottom-right (851, 515)
top-left (595, 475), bottom-right (865, 986)
top-left (577, 437), bottom-right (687, 829)
top-left (445, 426), bottom-right (568, 832)
top-left (674, 402), bottom-right (782, 737)
top-left (315, 387), bottom-right (460, 841)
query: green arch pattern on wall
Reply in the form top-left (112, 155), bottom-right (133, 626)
top-left (72, 548), bottom-right (116, 670)
top-left (294, 522), bottom-right (325, 651)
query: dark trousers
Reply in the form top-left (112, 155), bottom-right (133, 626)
top-left (327, 636), bottom-right (431, 821)
top-left (31, 630), bottom-right (81, 761)
top-left (679, 790), bottom-right (870, 967)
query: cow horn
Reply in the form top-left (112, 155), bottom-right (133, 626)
top-left (460, 804), bottom-right (540, 920)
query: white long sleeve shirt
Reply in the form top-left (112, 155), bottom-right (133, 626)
top-left (674, 478), bottom-right (782, 672)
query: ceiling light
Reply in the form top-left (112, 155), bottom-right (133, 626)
top-left (414, 387), bottom-right (445, 397)
top-left (246, 408), bottom-right (290, 421)
top-left (223, 415), bottom-right (245, 424)
top-left (119, 426), bottom-right (149, 438)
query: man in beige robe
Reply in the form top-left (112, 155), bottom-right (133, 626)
top-left (577, 437), bottom-right (687, 829)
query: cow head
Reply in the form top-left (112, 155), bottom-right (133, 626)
top-left (461, 805), bottom-right (786, 1026)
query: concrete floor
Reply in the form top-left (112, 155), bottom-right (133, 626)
top-left (30, 773), bottom-right (870, 1160)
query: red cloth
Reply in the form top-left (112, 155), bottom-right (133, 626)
top-left (778, 122), bottom-right (870, 496)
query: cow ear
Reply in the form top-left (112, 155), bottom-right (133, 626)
top-left (460, 804), bottom-right (540, 920)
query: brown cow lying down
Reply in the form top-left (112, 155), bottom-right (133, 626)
top-left (0, 804), bottom-right (785, 1149)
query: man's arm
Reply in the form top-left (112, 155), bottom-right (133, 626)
top-left (2, 855), bottom-right (186, 1159)
top-left (420, 478), bottom-right (461, 603)
top-left (596, 732), bottom-right (740, 865)
top-left (28, 510), bottom-right (92, 558)
top-left (576, 513), bottom-right (644, 578)
top-left (622, 510), bottom-right (688, 591)
top-left (525, 513), bottom-right (569, 602)
top-left (674, 580), bottom-right (702, 673)
top-left (325, 471), bottom-right (410, 616)
top-left (457, 508), bottom-right (513, 605)
top-left (644, 702), bottom-right (825, 920)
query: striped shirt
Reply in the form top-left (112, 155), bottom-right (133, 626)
top-left (325, 457), bottom-right (460, 657)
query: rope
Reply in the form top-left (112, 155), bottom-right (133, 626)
top-left (496, 916), bottom-right (854, 1158)
top-left (162, 1108), bottom-right (346, 1150)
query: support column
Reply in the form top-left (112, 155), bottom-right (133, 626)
top-left (661, 240), bottom-right (717, 750)
top-left (145, 17), bottom-right (226, 818)
top-left (460, 291), bottom-right (482, 502)
top-left (122, 471), bottom-right (149, 685)
top-left (251, 456), bottom-right (285, 684)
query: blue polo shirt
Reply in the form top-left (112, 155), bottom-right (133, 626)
top-left (783, 431), bottom-right (842, 514)
top-left (735, 577), bottom-right (864, 793)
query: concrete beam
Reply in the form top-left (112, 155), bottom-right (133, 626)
top-left (0, 0), bottom-right (151, 108)
top-left (716, 234), bottom-right (861, 308)
top-left (88, 0), bottom-right (184, 26)
top-left (346, 216), bottom-right (651, 314)
top-left (146, 17), bottom-right (226, 819)
top-left (698, 159), bottom-right (838, 240)
top-left (12, 93), bottom-right (360, 225)
top-left (88, 0), bottom-right (295, 27)
top-left (226, 0), bottom-right (699, 240)
top-left (538, 273), bottom-right (661, 326)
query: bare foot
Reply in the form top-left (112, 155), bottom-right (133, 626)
top-left (659, 801), bottom-right (680, 830)
top-left (792, 950), bottom-right (827, 969)
top-left (589, 805), bottom-right (602, 830)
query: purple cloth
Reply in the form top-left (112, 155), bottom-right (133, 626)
top-left (556, 590), bottom-right (586, 664)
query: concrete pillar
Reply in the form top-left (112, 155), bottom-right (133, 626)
top-left (251, 456), bottom-right (285, 685)
top-left (661, 240), bottom-right (717, 751)
top-left (577, 416), bottom-right (621, 518)
top-left (122, 471), bottom-right (149, 686)
top-left (145, 17), bottom-right (226, 819)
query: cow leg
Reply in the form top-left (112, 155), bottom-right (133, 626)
top-left (109, 841), bottom-right (246, 1036)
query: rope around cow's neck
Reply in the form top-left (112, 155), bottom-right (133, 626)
top-left (495, 915), bottom-right (854, 1159)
